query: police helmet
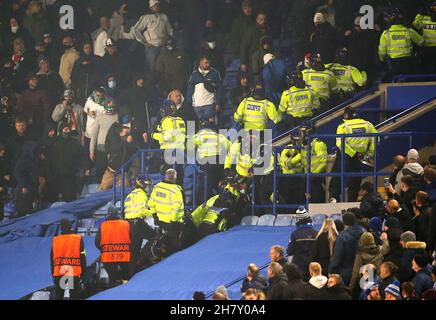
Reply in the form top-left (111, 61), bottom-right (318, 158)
top-left (251, 82), bottom-right (266, 100)
top-left (309, 53), bottom-right (324, 71)
top-left (199, 120), bottom-right (216, 131)
top-left (215, 191), bottom-right (235, 209)
top-left (286, 70), bottom-right (304, 88)
top-left (160, 99), bottom-right (177, 117)
top-left (429, 1), bottom-right (436, 12)
top-left (135, 174), bottom-right (152, 190)
top-left (386, 7), bottom-right (403, 21)
top-left (107, 206), bottom-right (121, 218)
top-left (344, 106), bottom-right (358, 119)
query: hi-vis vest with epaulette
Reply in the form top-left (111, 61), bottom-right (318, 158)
top-left (378, 24), bottom-right (424, 61)
top-left (279, 86), bottom-right (320, 118)
top-left (234, 97), bottom-right (280, 130)
top-left (153, 116), bottom-right (186, 150)
top-left (413, 14), bottom-right (436, 47)
top-left (302, 69), bottom-right (337, 101)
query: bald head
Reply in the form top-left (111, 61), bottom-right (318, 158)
top-left (387, 199), bottom-right (400, 214)
top-left (247, 263), bottom-right (259, 278)
top-left (393, 155), bottom-right (405, 169)
top-left (165, 169), bottom-right (177, 183)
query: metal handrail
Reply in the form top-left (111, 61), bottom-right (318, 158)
top-left (376, 96), bottom-right (436, 129)
top-left (392, 74), bottom-right (436, 83)
top-left (251, 131), bottom-right (436, 215)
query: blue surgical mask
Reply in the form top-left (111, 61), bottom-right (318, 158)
top-left (108, 80), bottom-right (117, 89)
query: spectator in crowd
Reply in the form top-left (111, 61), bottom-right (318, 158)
top-left (240, 263), bottom-right (268, 295)
top-left (386, 198), bottom-right (413, 232)
top-left (398, 231), bottom-right (427, 283)
top-left (13, 142), bottom-right (48, 217)
top-left (0, 143), bottom-right (12, 221)
top-left (349, 232), bottom-right (389, 292)
top-left (132, 0), bottom-right (174, 72)
top-left (6, 37), bottom-right (37, 93)
top-left (240, 11), bottom-right (269, 74)
top-left (111, 2), bottom-right (128, 40)
top-left (329, 212), bottom-right (366, 286)
top-left (83, 87), bottom-right (106, 160)
top-left (424, 166), bottom-right (436, 203)
top-left (411, 254), bottom-right (434, 298)
top-left (326, 274), bottom-right (352, 300)
top-left (388, 175), bottom-right (416, 216)
top-left (262, 54), bottom-right (287, 106)
top-left (310, 218), bottom-right (338, 276)
top-left (59, 35), bottom-right (80, 89)
top-left (186, 55), bottom-right (223, 123)
top-left (71, 41), bottom-right (102, 105)
top-left (368, 217), bottom-right (383, 246)
top-left (52, 90), bottom-right (85, 145)
top-left (401, 282), bottom-right (418, 300)
top-left (199, 32), bottom-right (225, 79)
top-left (389, 155), bottom-right (406, 195)
top-left (378, 261), bottom-right (399, 300)
top-left (92, 16), bottom-right (118, 58)
top-left (0, 95), bottom-right (15, 141)
top-left (305, 262), bottom-right (329, 300)
top-left (1, 16), bottom-right (32, 56)
top-left (36, 56), bottom-right (65, 110)
top-left (50, 122), bottom-right (84, 202)
top-left (100, 38), bottom-right (130, 90)
top-left (429, 198), bottom-right (436, 255)
top-left (22, 1), bottom-right (49, 45)
top-left (103, 74), bottom-right (121, 99)
top-left (269, 245), bottom-right (288, 269)
top-left (89, 98), bottom-right (119, 184)
top-left (287, 208), bottom-right (318, 279)
top-left (41, 33), bottom-right (60, 72)
top-left (396, 149), bottom-right (425, 193)
top-left (384, 281), bottom-right (402, 300)
top-left (266, 262), bottom-right (287, 300)
top-left (383, 217), bottom-right (404, 268)
top-left (99, 115), bottom-right (136, 191)
top-left (5, 117), bottom-right (30, 165)
top-left (214, 285), bottom-right (230, 300)
top-left (357, 264), bottom-right (381, 300)
top-left (16, 73), bottom-right (50, 139)
top-left (231, 73), bottom-right (251, 112)
top-left (309, 12), bottom-right (339, 63)
top-left (283, 264), bottom-right (307, 300)
top-left (228, 0), bottom-right (255, 60)
top-left (155, 36), bottom-right (190, 96)
top-left (359, 181), bottom-right (385, 219)
top-left (412, 191), bottom-right (432, 243)
top-left (251, 36), bottom-right (274, 83)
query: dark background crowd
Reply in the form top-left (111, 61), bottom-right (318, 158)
top-left (0, 0), bottom-right (434, 219)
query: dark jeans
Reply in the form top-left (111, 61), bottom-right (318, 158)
top-left (14, 189), bottom-right (36, 218)
top-left (159, 221), bottom-right (184, 256)
top-left (53, 276), bottom-right (82, 300)
top-left (95, 150), bottom-right (108, 182)
top-left (383, 57), bottom-right (415, 82)
top-left (103, 262), bottom-right (131, 287)
top-left (127, 218), bottom-right (156, 273)
top-left (329, 152), bottom-right (365, 202)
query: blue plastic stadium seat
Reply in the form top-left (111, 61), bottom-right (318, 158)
top-left (274, 215), bottom-right (293, 227)
top-left (240, 216), bottom-right (259, 226)
top-left (312, 214), bottom-right (327, 225)
top-left (4, 202), bottom-right (16, 216)
top-left (257, 214), bottom-right (276, 226)
top-left (50, 202), bottom-right (67, 208)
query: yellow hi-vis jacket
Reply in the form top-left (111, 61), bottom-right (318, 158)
top-left (193, 128), bottom-right (231, 160)
top-left (124, 188), bottom-right (152, 220)
top-left (302, 68), bottom-right (337, 101)
top-left (292, 139), bottom-right (328, 174)
top-left (279, 144), bottom-right (304, 174)
top-left (224, 140), bottom-right (255, 177)
top-left (378, 24), bottom-right (424, 61)
top-left (190, 195), bottom-right (228, 231)
top-left (336, 118), bottom-right (378, 158)
top-left (413, 14), bottom-right (436, 47)
top-left (279, 86), bottom-right (320, 118)
top-left (325, 63), bottom-right (367, 93)
top-left (148, 182), bottom-right (185, 224)
top-left (152, 116), bottom-right (186, 150)
top-left (234, 97), bottom-right (281, 130)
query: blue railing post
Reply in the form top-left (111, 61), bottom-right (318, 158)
top-left (141, 151), bottom-right (145, 174)
top-left (121, 168), bottom-right (125, 217)
top-left (112, 174), bottom-right (117, 206)
top-left (251, 177), bottom-right (256, 217)
top-left (306, 137), bottom-right (312, 208)
top-left (193, 166), bottom-right (197, 208)
top-left (203, 173), bottom-right (208, 204)
top-left (373, 135), bottom-right (378, 192)
top-left (340, 136), bottom-right (345, 202)
top-left (273, 146), bottom-right (278, 215)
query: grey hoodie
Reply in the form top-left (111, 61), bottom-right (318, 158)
top-left (395, 162), bottom-right (424, 192)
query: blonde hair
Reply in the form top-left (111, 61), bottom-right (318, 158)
top-left (316, 218), bottom-right (339, 256)
top-left (309, 262), bottom-right (322, 276)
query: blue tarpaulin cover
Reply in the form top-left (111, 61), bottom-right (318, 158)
top-left (90, 226), bottom-right (293, 300)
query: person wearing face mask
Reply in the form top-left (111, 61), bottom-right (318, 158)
top-left (59, 35), bottom-right (80, 88)
top-left (50, 122), bottom-right (84, 202)
top-left (104, 74), bottom-right (120, 99)
top-left (155, 36), bottom-right (190, 96)
top-left (309, 12), bottom-right (340, 63)
top-left (1, 16), bottom-right (32, 55)
top-left (414, 1), bottom-right (436, 73)
top-left (199, 32), bottom-right (225, 78)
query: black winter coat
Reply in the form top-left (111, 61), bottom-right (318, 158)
top-left (266, 273), bottom-right (288, 300)
top-left (287, 225), bottom-right (318, 276)
top-left (310, 231), bottom-right (333, 276)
